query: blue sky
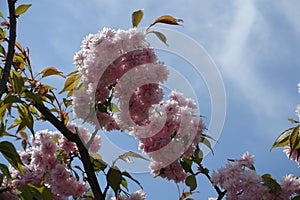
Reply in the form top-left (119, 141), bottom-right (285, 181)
top-left (1, 0), bottom-right (300, 199)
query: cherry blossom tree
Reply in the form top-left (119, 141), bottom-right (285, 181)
top-left (0, 1), bottom-right (299, 200)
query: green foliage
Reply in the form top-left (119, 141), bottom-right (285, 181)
top-left (59, 70), bottom-right (82, 97)
top-left (147, 31), bottom-right (168, 46)
top-left (292, 195), bottom-right (300, 200)
top-left (180, 157), bottom-right (193, 174)
top-left (0, 141), bottom-right (24, 175)
top-left (3, 95), bottom-right (22, 104)
top-left (0, 27), bottom-right (6, 39)
top-left (0, 163), bottom-right (12, 181)
top-left (271, 125), bottom-right (300, 159)
top-left (90, 156), bottom-right (107, 172)
top-left (122, 171), bottom-right (142, 189)
top-left (185, 175), bottom-right (197, 191)
top-left (192, 148), bottom-right (203, 165)
top-left (23, 91), bottom-right (43, 105)
top-left (200, 136), bottom-right (214, 155)
top-left (113, 151), bottom-right (148, 166)
top-left (107, 167), bottom-right (122, 197)
top-left (132, 10), bottom-right (143, 28)
top-left (18, 184), bottom-right (52, 200)
top-left (15, 4), bottom-right (32, 16)
top-left (17, 104), bottom-right (34, 135)
top-left (10, 69), bottom-right (24, 94)
top-left (41, 66), bottom-right (65, 78)
top-left (261, 173), bottom-right (282, 194)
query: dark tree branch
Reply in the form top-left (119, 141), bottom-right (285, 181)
top-left (34, 102), bottom-right (104, 200)
top-left (0, 0), bottom-right (17, 97)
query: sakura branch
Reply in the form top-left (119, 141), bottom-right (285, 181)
top-left (0, 0), bottom-right (16, 97)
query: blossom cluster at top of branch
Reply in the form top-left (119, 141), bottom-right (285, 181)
top-left (72, 27), bottom-right (206, 183)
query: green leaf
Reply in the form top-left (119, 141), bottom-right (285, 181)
top-left (16, 121), bottom-right (26, 134)
top-left (122, 171), bottom-right (143, 189)
top-left (11, 70), bottom-right (24, 94)
top-left (107, 167), bottom-right (122, 197)
top-left (185, 175), bottom-right (197, 191)
top-left (18, 184), bottom-right (52, 200)
top-left (271, 127), bottom-right (295, 151)
top-left (17, 105), bottom-right (34, 135)
top-left (0, 141), bottom-right (23, 175)
top-left (0, 28), bottom-right (6, 39)
top-left (15, 4), bottom-right (32, 16)
top-left (3, 95), bottom-right (22, 104)
top-left (109, 103), bottom-right (120, 112)
top-left (200, 137), bottom-right (214, 155)
top-left (121, 178), bottom-right (128, 191)
top-left (90, 156), bottom-right (107, 172)
top-left (180, 158), bottom-right (193, 173)
top-left (8, 118), bottom-right (22, 130)
top-left (118, 151), bottom-right (149, 164)
top-left (14, 55), bottom-right (25, 65)
top-left (0, 101), bottom-right (6, 121)
top-left (132, 9), bottom-right (143, 28)
top-left (0, 12), bottom-right (3, 18)
top-left (0, 121), bottom-right (5, 137)
top-left (0, 163), bottom-right (12, 181)
top-left (148, 31), bottom-right (168, 46)
top-left (289, 125), bottom-right (300, 154)
top-left (41, 66), bottom-right (65, 78)
top-left (63, 98), bottom-right (72, 107)
top-left (23, 91), bottom-right (43, 105)
top-left (0, 45), bottom-right (6, 56)
top-left (201, 133), bottom-right (216, 141)
top-left (59, 71), bottom-right (82, 95)
top-left (261, 174), bottom-right (282, 193)
top-left (192, 148), bottom-right (203, 165)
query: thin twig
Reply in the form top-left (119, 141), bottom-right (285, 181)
top-left (0, 0), bottom-right (17, 97)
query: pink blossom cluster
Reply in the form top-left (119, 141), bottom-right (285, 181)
top-left (137, 91), bottom-right (205, 183)
top-left (211, 152), bottom-right (300, 199)
top-left (73, 28), bottom-right (168, 131)
top-left (73, 28), bottom-right (206, 183)
top-left (6, 124), bottom-right (100, 199)
top-left (111, 189), bottom-right (146, 200)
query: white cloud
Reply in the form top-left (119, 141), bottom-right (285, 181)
top-left (216, 1), bottom-right (292, 119)
top-left (278, 1), bottom-right (300, 34)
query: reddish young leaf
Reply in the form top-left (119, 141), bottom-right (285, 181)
top-left (147, 15), bottom-right (183, 31)
top-left (15, 41), bottom-right (24, 53)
